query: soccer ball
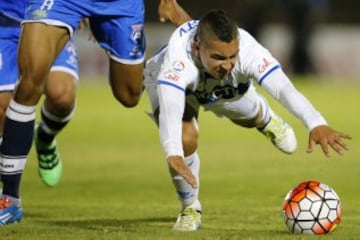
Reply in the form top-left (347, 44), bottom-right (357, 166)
top-left (282, 180), bottom-right (342, 235)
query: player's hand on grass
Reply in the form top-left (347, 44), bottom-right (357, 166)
top-left (168, 156), bottom-right (198, 188)
top-left (307, 125), bottom-right (352, 157)
top-left (158, 0), bottom-right (192, 27)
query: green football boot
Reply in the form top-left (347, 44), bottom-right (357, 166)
top-left (172, 207), bottom-right (202, 231)
top-left (34, 126), bottom-right (62, 187)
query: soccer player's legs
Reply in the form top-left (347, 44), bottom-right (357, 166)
top-left (0, 27), bottom-right (23, 223)
top-left (35, 40), bottom-right (79, 187)
top-left (90, 8), bottom-right (145, 108)
top-left (0, 16), bottom-right (73, 223)
top-left (146, 87), bottom-right (202, 231)
top-left (108, 61), bottom-right (144, 107)
top-left (172, 150), bottom-right (202, 232)
top-left (171, 105), bottom-right (202, 231)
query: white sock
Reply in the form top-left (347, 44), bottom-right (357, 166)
top-left (257, 94), bottom-right (271, 128)
top-left (171, 151), bottom-right (201, 211)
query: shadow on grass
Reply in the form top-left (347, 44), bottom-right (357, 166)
top-left (38, 217), bottom-right (291, 237)
top-left (39, 217), bottom-right (175, 232)
top-left (25, 211), bottom-right (291, 236)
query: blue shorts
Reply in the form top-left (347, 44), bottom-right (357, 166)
top-left (0, 26), bottom-right (79, 92)
top-left (24, 0), bottom-right (145, 64)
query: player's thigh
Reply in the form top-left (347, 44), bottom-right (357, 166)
top-left (109, 60), bottom-right (143, 94)
top-left (18, 23), bottom-right (69, 88)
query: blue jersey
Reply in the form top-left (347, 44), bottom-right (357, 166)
top-left (0, 0), bottom-right (79, 91)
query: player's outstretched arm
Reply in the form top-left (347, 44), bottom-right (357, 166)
top-left (158, 0), bottom-right (192, 27)
top-left (307, 125), bottom-right (352, 157)
top-left (168, 156), bottom-right (198, 189)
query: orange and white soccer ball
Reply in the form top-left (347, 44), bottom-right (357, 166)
top-left (282, 180), bottom-right (342, 234)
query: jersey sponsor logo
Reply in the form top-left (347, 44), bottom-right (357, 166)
top-left (172, 60), bottom-right (185, 72)
top-left (163, 70), bottom-right (180, 82)
top-left (192, 82), bottom-right (250, 104)
top-left (179, 20), bottom-right (198, 37)
top-left (258, 58), bottom-right (272, 73)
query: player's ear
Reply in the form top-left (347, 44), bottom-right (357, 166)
top-left (192, 40), bottom-right (200, 57)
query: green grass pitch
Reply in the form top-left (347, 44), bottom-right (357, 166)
top-left (1, 77), bottom-right (359, 239)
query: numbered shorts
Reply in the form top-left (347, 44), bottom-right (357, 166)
top-left (24, 0), bottom-right (145, 64)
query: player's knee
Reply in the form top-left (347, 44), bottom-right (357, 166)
top-left (46, 88), bottom-right (75, 114)
top-left (46, 96), bottom-right (75, 116)
top-left (112, 89), bottom-right (142, 108)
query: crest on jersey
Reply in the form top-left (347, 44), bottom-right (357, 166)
top-left (130, 24), bottom-right (144, 57)
top-left (172, 60), bottom-right (185, 72)
top-left (163, 70), bottom-right (180, 82)
top-left (131, 24), bottom-right (144, 43)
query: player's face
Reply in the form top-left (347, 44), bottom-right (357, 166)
top-left (198, 38), bottom-right (239, 80)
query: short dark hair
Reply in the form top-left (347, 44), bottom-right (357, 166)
top-left (197, 10), bottom-right (238, 43)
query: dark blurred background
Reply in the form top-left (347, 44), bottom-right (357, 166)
top-left (76, 1), bottom-right (360, 79)
top-left (143, 0), bottom-right (360, 78)
top-left (145, 0), bottom-right (360, 24)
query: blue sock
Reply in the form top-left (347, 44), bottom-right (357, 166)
top-left (0, 100), bottom-right (35, 198)
top-left (37, 104), bottom-right (73, 143)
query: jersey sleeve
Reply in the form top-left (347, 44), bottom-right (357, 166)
top-left (260, 68), bottom-right (327, 131)
top-left (157, 83), bottom-right (186, 157)
top-left (156, 23), bottom-right (199, 158)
